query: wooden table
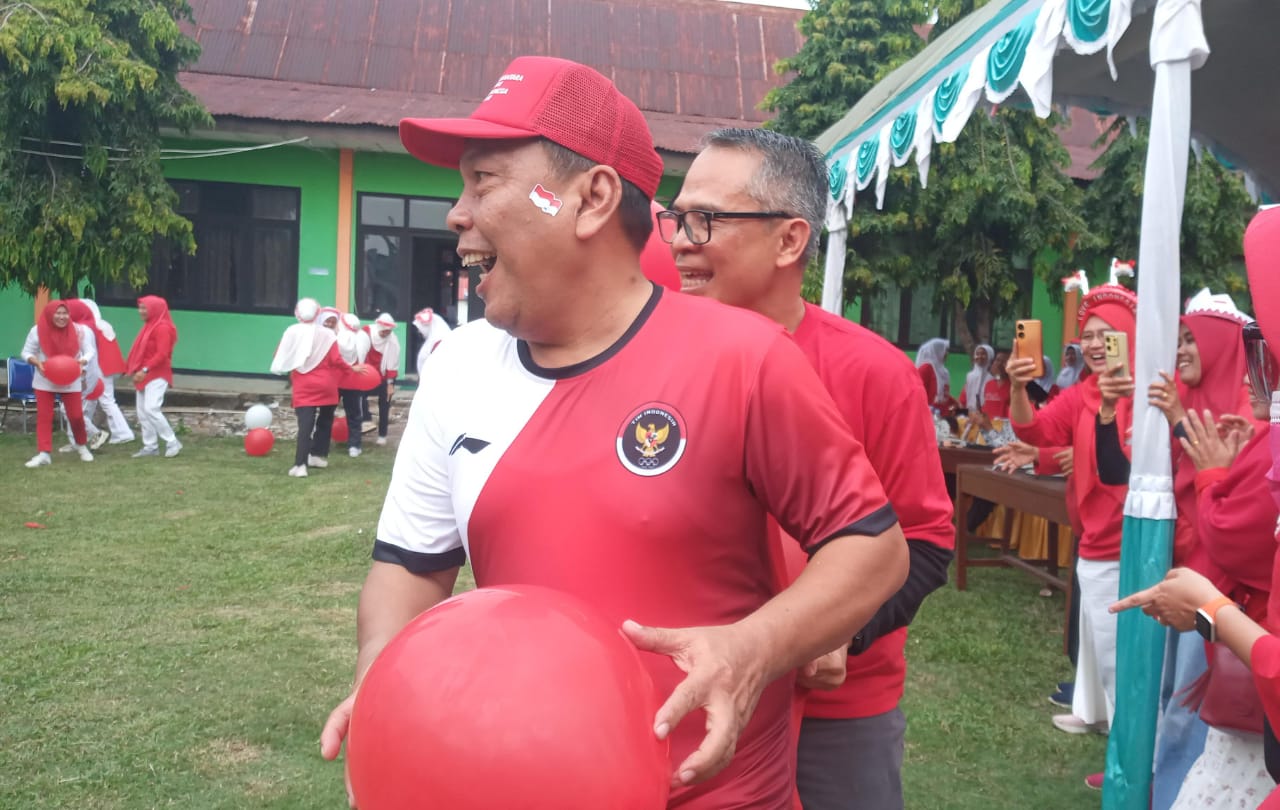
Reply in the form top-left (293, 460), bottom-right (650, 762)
top-left (954, 463), bottom-right (1071, 592)
top-left (938, 444), bottom-right (996, 475)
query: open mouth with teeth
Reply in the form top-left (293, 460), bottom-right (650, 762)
top-left (679, 270), bottom-right (711, 292)
top-left (461, 252), bottom-right (497, 273)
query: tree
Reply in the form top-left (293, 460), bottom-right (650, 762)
top-left (1081, 117), bottom-right (1256, 309)
top-left (766, 0), bottom-right (1089, 349)
top-left (0, 0), bottom-right (211, 298)
top-left (762, 1), bottom-right (933, 140)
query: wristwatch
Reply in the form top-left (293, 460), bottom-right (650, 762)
top-left (1194, 596), bottom-right (1239, 643)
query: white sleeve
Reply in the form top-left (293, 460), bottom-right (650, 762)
top-left (386, 334), bottom-right (401, 373)
top-left (356, 332), bottom-right (371, 364)
top-left (77, 325), bottom-right (96, 364)
top-left (21, 327), bottom-right (40, 362)
top-left (373, 382), bottom-right (464, 572)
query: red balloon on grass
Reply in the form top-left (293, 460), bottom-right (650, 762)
top-left (342, 364), bottom-right (382, 392)
top-left (347, 585), bottom-right (670, 810)
top-left (244, 428), bottom-right (274, 456)
top-left (42, 355), bottom-right (80, 386)
top-left (332, 418), bottom-right (349, 443)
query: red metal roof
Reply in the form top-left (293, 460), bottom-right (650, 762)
top-left (178, 0), bottom-right (806, 153)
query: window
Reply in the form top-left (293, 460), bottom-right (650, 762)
top-left (355, 193), bottom-right (462, 323)
top-left (100, 180), bottom-right (301, 314)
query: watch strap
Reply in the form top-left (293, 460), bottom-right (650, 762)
top-left (1199, 595), bottom-right (1237, 623)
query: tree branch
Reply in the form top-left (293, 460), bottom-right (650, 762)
top-left (0, 2), bottom-right (47, 31)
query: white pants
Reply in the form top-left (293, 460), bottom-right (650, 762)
top-left (84, 375), bottom-right (135, 441)
top-left (1072, 558), bottom-right (1121, 726)
top-left (136, 379), bottom-right (175, 450)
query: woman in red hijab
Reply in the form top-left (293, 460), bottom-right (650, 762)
top-left (125, 296), bottom-right (181, 458)
top-left (20, 300), bottom-right (97, 467)
top-left (1009, 282), bottom-right (1137, 788)
top-left (66, 299), bottom-right (136, 447)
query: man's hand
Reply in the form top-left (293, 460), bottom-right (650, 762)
top-left (993, 441), bottom-right (1037, 473)
top-left (797, 646), bottom-right (848, 691)
top-left (621, 620), bottom-right (768, 788)
top-left (1147, 371), bottom-right (1186, 427)
top-left (1179, 408), bottom-right (1249, 471)
top-left (1097, 365), bottom-right (1134, 410)
top-left (320, 692), bottom-right (358, 807)
top-left (1006, 357), bottom-right (1037, 388)
top-left (1110, 567), bottom-right (1222, 632)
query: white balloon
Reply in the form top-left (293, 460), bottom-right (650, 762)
top-left (245, 404), bottom-right (273, 431)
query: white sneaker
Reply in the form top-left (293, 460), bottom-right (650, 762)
top-left (25, 452), bottom-right (51, 468)
top-left (108, 435), bottom-right (135, 445)
top-left (165, 439), bottom-right (182, 458)
top-left (132, 446), bottom-right (159, 458)
top-left (1052, 714), bottom-right (1106, 735)
top-left (89, 431), bottom-right (109, 450)
top-left (375, 436), bottom-right (387, 446)
top-left (348, 447), bottom-right (362, 458)
top-left (288, 465), bottom-right (308, 477)
top-left (76, 445), bottom-right (94, 462)
top-left (57, 443), bottom-right (76, 454)
top-left (307, 454), bottom-right (329, 468)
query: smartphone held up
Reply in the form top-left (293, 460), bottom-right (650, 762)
top-left (1014, 320), bottom-right (1045, 378)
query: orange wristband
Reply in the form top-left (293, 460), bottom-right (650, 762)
top-left (1199, 595), bottom-right (1237, 622)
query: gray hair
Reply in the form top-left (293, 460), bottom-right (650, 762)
top-left (700, 128), bottom-right (827, 263)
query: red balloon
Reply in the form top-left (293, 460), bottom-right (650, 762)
top-left (641, 200), bottom-right (681, 292)
top-left (348, 585), bottom-right (670, 810)
top-left (244, 428), bottom-right (274, 457)
top-left (42, 354), bottom-right (81, 386)
top-left (332, 418), bottom-right (350, 443)
top-left (342, 364), bottom-right (382, 392)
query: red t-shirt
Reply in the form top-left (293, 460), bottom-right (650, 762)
top-left (375, 287), bottom-right (895, 809)
top-left (290, 344), bottom-right (348, 407)
top-left (782, 304), bottom-right (955, 719)
top-left (981, 378), bottom-right (1010, 418)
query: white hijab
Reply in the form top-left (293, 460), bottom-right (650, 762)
top-left (1035, 355), bottom-right (1056, 390)
top-left (962, 343), bottom-right (994, 407)
top-left (294, 297), bottom-right (320, 323)
top-left (1055, 342), bottom-right (1084, 389)
top-left (368, 313), bottom-right (401, 375)
top-left (337, 313), bottom-right (370, 365)
top-left (915, 338), bottom-right (951, 403)
top-left (270, 321), bottom-right (336, 375)
top-left (82, 299), bottom-right (116, 341)
top-left (413, 308), bottom-right (453, 375)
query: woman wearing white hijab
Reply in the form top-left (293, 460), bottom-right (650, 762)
top-left (336, 313), bottom-right (371, 457)
top-left (1027, 354), bottom-right (1058, 405)
top-left (915, 337), bottom-right (957, 416)
top-left (362, 312), bottom-right (401, 446)
top-left (1056, 342), bottom-right (1085, 390)
top-left (960, 343), bottom-right (994, 414)
top-left (412, 307), bottom-right (452, 376)
top-left (271, 300), bottom-right (354, 477)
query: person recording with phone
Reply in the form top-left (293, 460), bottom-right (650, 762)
top-left (1008, 282), bottom-right (1137, 789)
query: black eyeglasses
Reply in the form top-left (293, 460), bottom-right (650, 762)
top-left (655, 209), bottom-right (794, 245)
top-left (1243, 322), bottom-right (1277, 402)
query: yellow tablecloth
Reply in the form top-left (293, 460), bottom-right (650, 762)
top-left (978, 506), bottom-right (1073, 568)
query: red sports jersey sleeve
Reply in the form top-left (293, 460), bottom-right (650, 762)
top-left (744, 335), bottom-right (897, 552)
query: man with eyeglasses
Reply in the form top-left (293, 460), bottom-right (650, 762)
top-left (665, 128), bottom-right (954, 810)
top-left (321, 57), bottom-right (911, 809)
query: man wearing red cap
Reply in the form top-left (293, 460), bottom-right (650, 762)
top-left (321, 57), bottom-right (910, 808)
top-left (666, 128), bottom-right (954, 810)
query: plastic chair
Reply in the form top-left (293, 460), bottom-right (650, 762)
top-left (4, 358), bottom-right (37, 433)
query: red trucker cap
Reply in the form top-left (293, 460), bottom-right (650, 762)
top-left (400, 56), bottom-right (664, 199)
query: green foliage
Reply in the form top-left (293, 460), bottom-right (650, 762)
top-left (0, 0), bottom-right (211, 297)
top-left (762, 0), bottom-right (932, 140)
top-left (767, 0), bottom-right (1086, 347)
top-left (1082, 118), bottom-right (1256, 310)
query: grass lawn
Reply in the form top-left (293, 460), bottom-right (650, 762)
top-left (0, 433), bottom-right (1103, 808)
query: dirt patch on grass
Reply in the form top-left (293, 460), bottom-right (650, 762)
top-left (302, 524), bottom-right (355, 540)
top-left (196, 738), bottom-right (266, 773)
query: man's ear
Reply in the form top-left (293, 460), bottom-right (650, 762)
top-left (571, 165), bottom-right (624, 241)
top-left (776, 218), bottom-right (811, 269)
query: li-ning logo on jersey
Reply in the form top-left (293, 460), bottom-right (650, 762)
top-left (617, 403), bottom-right (686, 477)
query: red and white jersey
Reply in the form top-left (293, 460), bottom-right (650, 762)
top-left (376, 286), bottom-right (896, 809)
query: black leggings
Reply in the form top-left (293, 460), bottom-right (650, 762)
top-left (365, 379), bottom-right (391, 438)
top-left (339, 389), bottom-right (363, 449)
top-left (294, 405), bottom-right (336, 466)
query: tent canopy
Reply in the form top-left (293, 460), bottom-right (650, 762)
top-left (815, 0), bottom-right (1279, 202)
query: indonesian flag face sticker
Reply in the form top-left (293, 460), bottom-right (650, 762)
top-left (529, 184), bottom-right (563, 217)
